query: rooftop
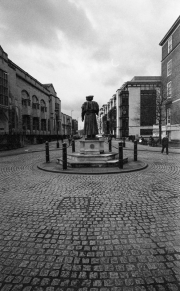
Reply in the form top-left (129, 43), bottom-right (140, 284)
top-left (159, 15), bottom-right (180, 46)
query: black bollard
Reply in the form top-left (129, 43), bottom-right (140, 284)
top-left (63, 143), bottom-right (67, 170)
top-left (134, 140), bottom-right (137, 161)
top-left (123, 137), bottom-right (126, 147)
top-left (109, 139), bottom-right (112, 152)
top-left (56, 140), bottom-right (59, 148)
top-left (72, 139), bottom-right (75, 153)
top-left (119, 142), bottom-right (123, 169)
top-left (45, 141), bottom-right (50, 163)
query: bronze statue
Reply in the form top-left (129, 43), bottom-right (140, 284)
top-left (81, 95), bottom-right (99, 138)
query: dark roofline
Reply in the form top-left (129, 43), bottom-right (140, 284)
top-left (159, 15), bottom-right (180, 46)
top-left (117, 79), bottom-right (161, 91)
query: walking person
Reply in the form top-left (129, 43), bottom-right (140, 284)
top-left (161, 135), bottom-right (169, 155)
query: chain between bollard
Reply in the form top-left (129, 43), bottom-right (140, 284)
top-left (134, 140), bottom-right (137, 161)
top-left (63, 142), bottom-right (67, 170)
top-left (45, 141), bottom-right (50, 163)
top-left (119, 142), bottom-right (123, 169)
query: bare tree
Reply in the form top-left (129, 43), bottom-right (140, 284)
top-left (155, 85), bottom-right (167, 143)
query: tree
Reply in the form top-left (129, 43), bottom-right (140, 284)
top-left (155, 85), bottom-right (167, 143)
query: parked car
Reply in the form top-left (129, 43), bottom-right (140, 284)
top-left (138, 136), bottom-right (148, 145)
top-left (96, 134), bottom-right (103, 138)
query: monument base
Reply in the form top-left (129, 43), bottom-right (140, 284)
top-left (79, 139), bottom-right (104, 155)
top-left (57, 139), bottom-right (128, 168)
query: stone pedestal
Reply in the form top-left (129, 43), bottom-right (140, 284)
top-left (79, 139), bottom-right (104, 155)
top-left (57, 138), bottom-right (128, 168)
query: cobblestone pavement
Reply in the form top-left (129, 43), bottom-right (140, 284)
top-left (0, 146), bottom-right (180, 291)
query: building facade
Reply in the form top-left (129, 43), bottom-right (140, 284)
top-left (116, 76), bottom-right (161, 139)
top-left (159, 15), bottom-right (180, 141)
top-left (61, 113), bottom-right (72, 136)
top-left (99, 95), bottom-right (116, 136)
top-left (72, 119), bottom-right (78, 136)
top-left (0, 46), bottom-right (74, 147)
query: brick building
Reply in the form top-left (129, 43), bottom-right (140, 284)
top-left (159, 15), bottom-right (180, 141)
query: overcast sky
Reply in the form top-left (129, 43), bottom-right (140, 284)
top-left (0, 0), bottom-right (179, 129)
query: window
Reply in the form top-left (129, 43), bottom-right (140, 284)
top-left (167, 81), bottom-right (172, 98)
top-left (167, 60), bottom-right (172, 76)
top-left (41, 119), bottom-right (46, 131)
top-left (168, 36), bottom-right (172, 53)
top-left (32, 95), bottom-right (39, 109)
top-left (0, 69), bottom-right (8, 106)
top-left (21, 90), bottom-right (30, 106)
top-left (33, 117), bottom-right (39, 130)
top-left (167, 108), bottom-right (171, 125)
top-left (22, 115), bottom-right (31, 130)
top-left (140, 90), bottom-right (156, 126)
top-left (40, 99), bottom-right (47, 112)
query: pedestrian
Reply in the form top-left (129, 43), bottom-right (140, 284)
top-left (161, 135), bottom-right (169, 155)
top-left (108, 134), bottom-right (112, 143)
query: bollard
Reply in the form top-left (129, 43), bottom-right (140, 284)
top-left (119, 142), bottom-right (123, 169)
top-left (72, 139), bottom-right (75, 153)
top-left (45, 141), bottom-right (50, 163)
top-left (63, 143), bottom-right (67, 170)
top-left (56, 140), bottom-right (59, 148)
top-left (134, 140), bottom-right (137, 161)
top-left (123, 137), bottom-right (126, 147)
top-left (108, 139), bottom-right (112, 152)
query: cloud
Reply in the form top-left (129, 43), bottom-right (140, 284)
top-left (0, 0), bottom-right (97, 49)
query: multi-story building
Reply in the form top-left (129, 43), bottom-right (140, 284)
top-left (0, 46), bottom-right (76, 147)
top-left (159, 15), bottom-right (180, 141)
top-left (61, 113), bottom-right (72, 137)
top-left (72, 119), bottom-right (78, 136)
top-left (116, 76), bottom-right (161, 139)
top-left (100, 94), bottom-right (116, 136)
top-left (0, 46), bottom-right (62, 145)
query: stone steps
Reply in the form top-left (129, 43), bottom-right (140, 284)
top-left (57, 157), bottom-right (128, 168)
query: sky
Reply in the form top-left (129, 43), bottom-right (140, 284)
top-left (0, 0), bottom-right (180, 129)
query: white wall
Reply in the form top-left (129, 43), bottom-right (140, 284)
top-left (129, 87), bottom-right (140, 136)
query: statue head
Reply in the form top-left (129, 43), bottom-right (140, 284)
top-left (86, 95), bottom-right (94, 101)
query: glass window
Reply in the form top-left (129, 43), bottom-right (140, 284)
top-left (0, 69), bottom-right (8, 106)
top-left (167, 60), bottom-right (172, 76)
top-left (168, 36), bottom-right (172, 53)
top-left (167, 108), bottom-right (171, 125)
top-left (40, 99), bottom-right (46, 112)
top-left (167, 81), bottom-right (172, 98)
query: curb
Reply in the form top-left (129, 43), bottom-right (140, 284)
top-left (37, 160), bottom-right (148, 175)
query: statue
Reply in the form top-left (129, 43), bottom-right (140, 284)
top-left (81, 95), bottom-right (99, 138)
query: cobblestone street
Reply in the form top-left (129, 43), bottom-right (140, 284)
top-left (0, 142), bottom-right (180, 291)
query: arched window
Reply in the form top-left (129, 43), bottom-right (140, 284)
top-left (40, 99), bottom-right (47, 112)
top-left (21, 90), bottom-right (30, 106)
top-left (32, 95), bottom-right (39, 109)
